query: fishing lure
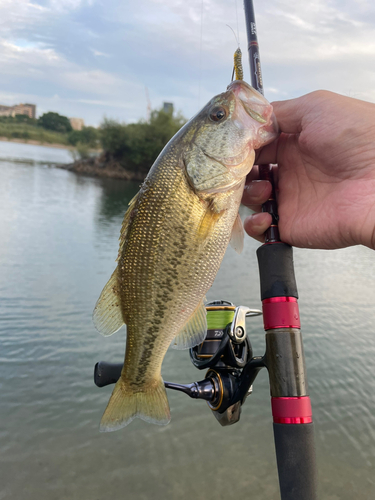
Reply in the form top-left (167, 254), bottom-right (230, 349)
top-left (233, 47), bottom-right (244, 80)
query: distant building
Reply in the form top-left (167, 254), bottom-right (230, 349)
top-left (163, 102), bottom-right (174, 114)
top-left (69, 118), bottom-right (85, 131)
top-left (0, 103), bottom-right (36, 119)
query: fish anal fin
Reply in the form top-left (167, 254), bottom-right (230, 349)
top-left (230, 212), bottom-right (244, 254)
top-left (100, 377), bottom-right (170, 431)
top-left (171, 300), bottom-right (207, 350)
top-left (93, 269), bottom-right (125, 337)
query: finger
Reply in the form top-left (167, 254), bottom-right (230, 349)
top-left (255, 139), bottom-right (279, 165)
top-left (255, 95), bottom-right (310, 164)
top-left (245, 164), bottom-right (260, 184)
top-left (242, 180), bottom-right (272, 207)
top-left (270, 95), bottom-right (313, 134)
top-left (243, 212), bottom-right (272, 243)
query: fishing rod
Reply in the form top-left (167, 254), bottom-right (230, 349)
top-left (243, 1), bottom-right (317, 499)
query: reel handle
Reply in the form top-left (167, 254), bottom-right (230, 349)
top-left (94, 361), bottom-right (216, 402)
top-left (94, 361), bottom-right (122, 387)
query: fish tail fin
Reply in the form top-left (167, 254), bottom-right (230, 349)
top-left (99, 377), bottom-right (171, 432)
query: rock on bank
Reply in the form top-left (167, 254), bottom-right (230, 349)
top-left (58, 152), bottom-right (146, 181)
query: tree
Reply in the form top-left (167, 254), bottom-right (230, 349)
top-left (38, 112), bottom-right (72, 133)
top-left (99, 108), bottom-right (186, 173)
top-left (100, 119), bottom-right (130, 159)
top-left (68, 126), bottom-right (100, 147)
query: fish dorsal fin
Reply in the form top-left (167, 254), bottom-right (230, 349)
top-left (171, 300), bottom-right (207, 350)
top-left (93, 193), bottom-right (140, 337)
top-left (117, 192), bottom-right (139, 261)
top-left (93, 269), bottom-right (125, 337)
top-left (229, 212), bottom-right (244, 254)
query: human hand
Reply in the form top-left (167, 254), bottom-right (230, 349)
top-left (242, 90), bottom-right (375, 249)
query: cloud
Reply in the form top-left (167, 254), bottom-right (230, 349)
top-left (0, 38), bottom-right (130, 95)
top-left (91, 49), bottom-right (111, 57)
top-left (0, 0), bottom-right (374, 127)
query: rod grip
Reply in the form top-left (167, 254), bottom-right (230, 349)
top-left (273, 422), bottom-right (317, 500)
top-left (257, 243), bottom-right (298, 300)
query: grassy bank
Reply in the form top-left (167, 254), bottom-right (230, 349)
top-left (0, 122), bottom-right (70, 145)
top-left (0, 137), bottom-right (76, 150)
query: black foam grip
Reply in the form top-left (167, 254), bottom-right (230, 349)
top-left (257, 243), bottom-right (298, 300)
top-left (273, 423), bottom-right (317, 500)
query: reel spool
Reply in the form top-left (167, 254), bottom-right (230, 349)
top-left (190, 300), bottom-right (253, 371)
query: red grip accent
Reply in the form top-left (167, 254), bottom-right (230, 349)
top-left (272, 397), bottom-right (313, 424)
top-left (262, 297), bottom-right (300, 330)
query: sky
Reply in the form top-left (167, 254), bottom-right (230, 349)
top-left (1, 0), bottom-right (375, 127)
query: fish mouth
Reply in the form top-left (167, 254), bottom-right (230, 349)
top-left (228, 80), bottom-right (279, 144)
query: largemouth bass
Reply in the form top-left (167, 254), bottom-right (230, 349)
top-left (93, 81), bottom-right (278, 431)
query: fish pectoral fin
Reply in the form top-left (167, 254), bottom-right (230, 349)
top-left (229, 212), bottom-right (244, 254)
top-left (171, 300), bottom-right (207, 350)
top-left (92, 269), bottom-right (125, 337)
top-left (100, 377), bottom-right (171, 431)
top-left (197, 201), bottom-right (222, 242)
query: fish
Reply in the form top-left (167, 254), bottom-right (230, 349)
top-left (93, 80), bottom-right (278, 431)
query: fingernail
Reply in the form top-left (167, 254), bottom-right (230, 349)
top-left (245, 181), bottom-right (260, 193)
top-left (248, 212), bottom-right (269, 228)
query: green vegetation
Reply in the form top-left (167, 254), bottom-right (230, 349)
top-left (0, 117), bottom-right (70, 145)
top-left (0, 113), bottom-right (97, 147)
top-left (0, 107), bottom-right (186, 172)
top-left (38, 112), bottom-right (73, 133)
top-left (67, 126), bottom-right (100, 148)
top-left (100, 108), bottom-right (186, 173)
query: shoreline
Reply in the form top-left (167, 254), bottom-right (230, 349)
top-left (0, 136), bottom-right (75, 150)
top-left (0, 137), bottom-right (143, 181)
top-left (58, 153), bottom-right (146, 181)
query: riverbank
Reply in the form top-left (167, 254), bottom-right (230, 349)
top-left (58, 152), bottom-right (145, 181)
top-left (0, 136), bottom-right (74, 150)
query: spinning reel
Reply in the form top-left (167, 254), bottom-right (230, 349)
top-left (94, 300), bottom-right (265, 426)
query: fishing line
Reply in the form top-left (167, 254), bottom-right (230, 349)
top-left (226, 24), bottom-right (240, 48)
top-left (226, 25), bottom-right (243, 81)
top-left (207, 309), bottom-right (235, 330)
top-left (234, 0), bottom-right (240, 46)
top-left (198, 0), bottom-right (204, 108)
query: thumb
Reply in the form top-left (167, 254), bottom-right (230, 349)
top-left (271, 90), bottom-right (335, 134)
top-left (271, 96), bottom-right (307, 134)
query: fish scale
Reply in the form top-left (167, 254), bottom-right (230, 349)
top-left (93, 80), bottom-right (278, 431)
top-left (120, 167), bottom-right (234, 383)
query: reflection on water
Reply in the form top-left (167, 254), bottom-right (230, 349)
top-left (0, 142), bottom-right (375, 500)
top-left (0, 140), bottom-right (73, 165)
top-left (96, 178), bottom-right (139, 222)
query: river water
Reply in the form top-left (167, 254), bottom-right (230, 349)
top-left (0, 141), bottom-right (374, 500)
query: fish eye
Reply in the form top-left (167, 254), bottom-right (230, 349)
top-left (209, 106), bottom-right (227, 122)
